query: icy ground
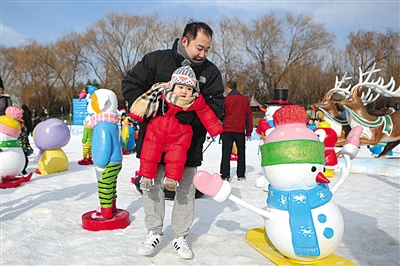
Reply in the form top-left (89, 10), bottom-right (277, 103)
top-left (1, 131), bottom-right (399, 265)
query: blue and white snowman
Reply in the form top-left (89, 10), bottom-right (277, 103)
top-left (194, 105), bottom-right (362, 262)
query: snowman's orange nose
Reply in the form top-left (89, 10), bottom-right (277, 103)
top-left (316, 172), bottom-right (330, 183)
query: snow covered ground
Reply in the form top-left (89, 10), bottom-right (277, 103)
top-left (1, 129), bottom-right (399, 265)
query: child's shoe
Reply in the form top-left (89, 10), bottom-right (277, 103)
top-left (164, 177), bottom-right (179, 191)
top-left (139, 177), bottom-right (153, 191)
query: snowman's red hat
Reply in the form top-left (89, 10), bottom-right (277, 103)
top-left (260, 105), bottom-right (325, 166)
top-left (0, 106), bottom-right (23, 138)
top-left (267, 105), bottom-right (320, 142)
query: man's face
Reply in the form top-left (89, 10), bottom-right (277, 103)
top-left (182, 30), bottom-right (211, 62)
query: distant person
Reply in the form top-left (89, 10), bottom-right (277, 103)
top-left (129, 61), bottom-right (222, 192)
top-left (17, 118), bottom-right (34, 175)
top-left (21, 104), bottom-right (33, 136)
top-left (220, 80), bottom-right (253, 181)
top-left (0, 76), bottom-right (13, 116)
top-left (119, 112), bottom-right (126, 127)
top-left (31, 109), bottom-right (42, 131)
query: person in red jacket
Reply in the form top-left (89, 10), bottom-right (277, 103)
top-left (129, 61), bottom-right (222, 192)
top-left (220, 80), bottom-right (253, 181)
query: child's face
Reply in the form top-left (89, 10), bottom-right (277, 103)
top-left (173, 84), bottom-right (194, 98)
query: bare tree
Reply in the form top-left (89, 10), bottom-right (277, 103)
top-left (2, 12), bottom-right (397, 115)
top-left (236, 12), bottom-right (334, 102)
top-left (3, 40), bottom-right (59, 113)
top-left (345, 30), bottom-right (400, 109)
top-left (42, 32), bottom-right (88, 114)
top-left (212, 16), bottom-right (244, 82)
top-left (152, 15), bottom-right (186, 50)
top-left (82, 13), bottom-right (163, 105)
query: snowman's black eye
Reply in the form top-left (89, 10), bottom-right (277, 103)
top-left (323, 167), bottom-right (326, 172)
top-left (311, 166), bottom-right (317, 172)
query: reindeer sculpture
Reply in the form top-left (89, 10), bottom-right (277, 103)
top-left (338, 64), bottom-right (400, 158)
top-left (313, 74), bottom-right (352, 146)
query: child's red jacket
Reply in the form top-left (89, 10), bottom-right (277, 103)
top-left (138, 93), bottom-right (222, 181)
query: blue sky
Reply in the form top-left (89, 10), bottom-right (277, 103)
top-left (1, 0), bottom-right (399, 48)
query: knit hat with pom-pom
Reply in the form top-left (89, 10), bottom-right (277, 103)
top-left (166, 60), bottom-right (199, 96)
top-left (260, 104), bottom-right (325, 166)
top-left (0, 106), bottom-right (23, 138)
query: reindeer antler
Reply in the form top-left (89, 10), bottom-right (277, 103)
top-left (366, 76), bottom-right (400, 98)
top-left (350, 63), bottom-right (399, 105)
top-left (357, 63), bottom-right (381, 86)
top-left (360, 86), bottom-right (381, 105)
top-left (355, 63), bottom-right (400, 104)
top-left (329, 72), bottom-right (352, 97)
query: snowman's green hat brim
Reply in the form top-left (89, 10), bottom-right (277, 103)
top-left (260, 139), bottom-right (325, 166)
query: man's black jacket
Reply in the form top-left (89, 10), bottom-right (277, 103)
top-left (122, 38), bottom-right (224, 167)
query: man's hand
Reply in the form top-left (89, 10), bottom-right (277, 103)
top-left (175, 111), bottom-right (198, 125)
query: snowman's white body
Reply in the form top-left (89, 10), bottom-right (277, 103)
top-left (265, 195), bottom-right (343, 261)
top-left (263, 162), bottom-right (344, 262)
top-left (196, 107), bottom-right (361, 263)
top-left (0, 132), bottom-right (25, 182)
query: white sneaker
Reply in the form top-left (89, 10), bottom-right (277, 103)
top-left (172, 237), bottom-right (193, 260)
top-left (138, 231), bottom-right (163, 256)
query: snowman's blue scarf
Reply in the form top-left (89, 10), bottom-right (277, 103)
top-left (267, 183), bottom-right (332, 257)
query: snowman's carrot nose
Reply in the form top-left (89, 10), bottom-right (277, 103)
top-left (316, 172), bottom-right (330, 183)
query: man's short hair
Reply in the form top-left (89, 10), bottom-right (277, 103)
top-left (183, 19), bottom-right (213, 42)
top-left (226, 80), bottom-right (237, 90)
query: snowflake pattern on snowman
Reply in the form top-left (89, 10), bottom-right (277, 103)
top-left (317, 190), bottom-right (327, 200)
top-left (299, 226), bottom-right (314, 237)
top-left (293, 193), bottom-right (306, 204)
top-left (279, 194), bottom-right (287, 207)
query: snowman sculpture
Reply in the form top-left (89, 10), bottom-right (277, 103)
top-left (0, 106), bottom-right (32, 188)
top-left (194, 105), bottom-right (362, 263)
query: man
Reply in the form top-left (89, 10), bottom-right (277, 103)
top-left (220, 80), bottom-right (253, 181)
top-left (0, 76), bottom-right (13, 116)
top-left (122, 20), bottom-right (224, 260)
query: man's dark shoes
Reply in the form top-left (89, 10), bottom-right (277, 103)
top-left (221, 175), bottom-right (230, 182)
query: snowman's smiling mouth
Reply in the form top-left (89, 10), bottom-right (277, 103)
top-left (302, 179), bottom-right (315, 188)
top-left (302, 172), bottom-right (330, 188)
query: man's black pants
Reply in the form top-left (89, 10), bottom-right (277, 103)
top-left (220, 132), bottom-right (246, 179)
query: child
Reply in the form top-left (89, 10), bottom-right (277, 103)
top-left (17, 118), bottom-right (33, 175)
top-left (129, 60), bottom-right (223, 192)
